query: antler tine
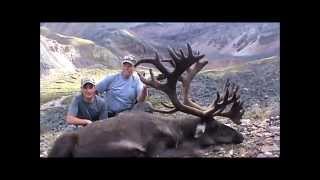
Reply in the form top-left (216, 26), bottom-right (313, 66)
top-left (168, 47), bottom-right (181, 65)
top-left (181, 60), bottom-right (208, 111)
top-left (149, 69), bottom-right (154, 81)
top-left (136, 70), bottom-right (162, 90)
top-left (230, 85), bottom-right (240, 101)
top-left (215, 100), bottom-right (245, 125)
top-left (223, 86), bottom-right (230, 102)
top-left (169, 53), bottom-right (205, 80)
top-left (224, 78), bottom-right (231, 90)
top-left (179, 48), bottom-right (186, 59)
top-left (187, 43), bottom-right (194, 58)
top-left (204, 80), bottom-right (241, 118)
top-left (173, 48), bottom-right (183, 58)
top-left (230, 82), bottom-right (235, 92)
top-left (209, 91), bottom-right (220, 108)
top-left (234, 85), bottom-right (239, 94)
top-left (211, 88), bottom-right (231, 116)
top-left (135, 52), bottom-right (170, 76)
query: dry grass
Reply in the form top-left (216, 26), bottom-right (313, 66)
top-left (40, 68), bottom-right (119, 105)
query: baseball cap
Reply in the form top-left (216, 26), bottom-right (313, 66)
top-left (122, 55), bottom-right (137, 65)
top-left (81, 77), bottom-right (95, 87)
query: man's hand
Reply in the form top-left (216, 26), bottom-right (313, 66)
top-left (137, 84), bottom-right (149, 103)
top-left (66, 115), bottom-right (93, 126)
top-left (83, 119), bottom-right (93, 126)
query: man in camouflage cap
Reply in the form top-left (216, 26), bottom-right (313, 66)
top-left (66, 77), bottom-right (109, 127)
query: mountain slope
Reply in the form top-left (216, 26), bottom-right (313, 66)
top-left (40, 27), bottom-right (120, 77)
top-left (130, 23), bottom-right (280, 60)
top-left (41, 23), bottom-right (279, 68)
top-left (41, 23), bottom-right (158, 59)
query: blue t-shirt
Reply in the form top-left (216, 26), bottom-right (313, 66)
top-left (96, 72), bottom-right (144, 113)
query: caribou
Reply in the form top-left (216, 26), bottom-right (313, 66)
top-left (48, 44), bottom-right (245, 157)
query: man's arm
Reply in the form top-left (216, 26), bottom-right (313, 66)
top-left (137, 85), bottom-right (148, 102)
top-left (66, 115), bottom-right (92, 126)
top-left (135, 73), bottom-right (149, 103)
top-left (96, 74), bottom-right (116, 94)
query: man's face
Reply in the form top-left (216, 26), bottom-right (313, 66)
top-left (81, 83), bottom-right (96, 99)
top-left (122, 63), bottom-right (134, 78)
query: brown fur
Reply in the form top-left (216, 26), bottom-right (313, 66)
top-left (48, 112), bottom-right (243, 157)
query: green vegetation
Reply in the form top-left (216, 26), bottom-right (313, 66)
top-left (40, 68), bottom-right (119, 105)
top-left (200, 56), bottom-right (279, 78)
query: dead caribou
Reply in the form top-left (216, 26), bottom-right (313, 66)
top-left (48, 44), bottom-right (245, 157)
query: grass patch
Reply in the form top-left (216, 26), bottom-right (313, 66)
top-left (200, 56), bottom-right (279, 77)
top-left (40, 68), bottom-right (119, 105)
top-left (200, 63), bottom-right (248, 77)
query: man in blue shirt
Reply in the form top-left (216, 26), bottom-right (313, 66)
top-left (96, 56), bottom-right (149, 117)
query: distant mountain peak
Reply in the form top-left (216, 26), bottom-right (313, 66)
top-left (41, 23), bottom-right (279, 69)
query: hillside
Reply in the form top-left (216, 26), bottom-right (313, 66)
top-left (41, 23), bottom-right (280, 68)
top-left (40, 56), bottom-right (280, 158)
top-left (130, 23), bottom-right (279, 59)
top-left (40, 24), bottom-right (159, 59)
top-left (40, 27), bottom-right (121, 78)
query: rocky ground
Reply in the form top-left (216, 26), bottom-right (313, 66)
top-left (148, 56), bottom-right (280, 158)
top-left (196, 115), bottom-right (280, 158)
top-left (40, 57), bottom-right (280, 158)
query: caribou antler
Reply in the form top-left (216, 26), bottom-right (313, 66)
top-left (134, 43), bottom-right (244, 125)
